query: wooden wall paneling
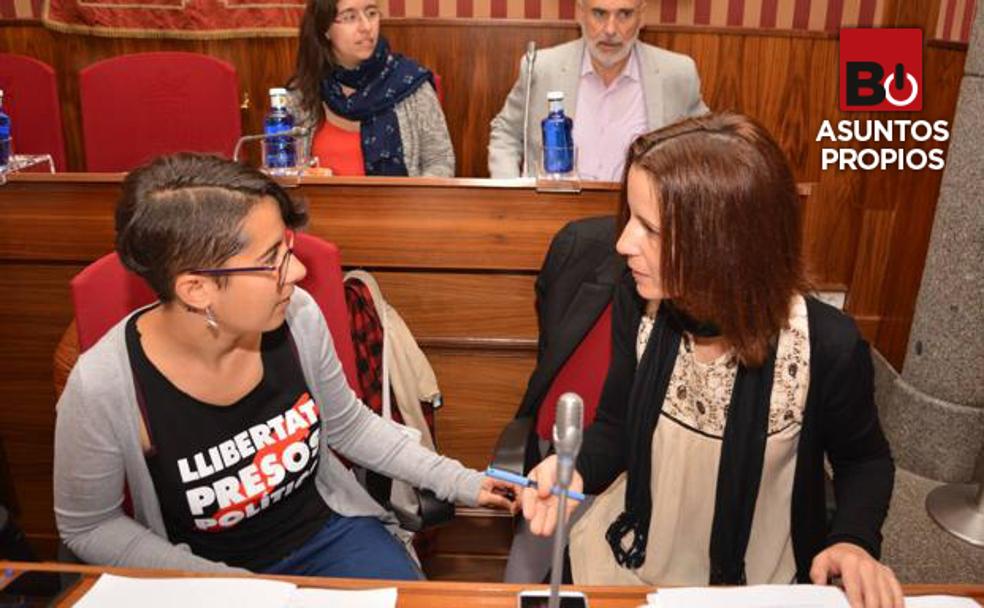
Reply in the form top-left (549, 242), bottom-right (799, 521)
top-left (297, 180), bottom-right (618, 270)
top-left (802, 169), bottom-right (863, 291)
top-left (427, 349), bottom-right (537, 470)
top-left (846, 206), bottom-right (896, 340)
top-left (420, 551), bottom-right (509, 581)
top-left (369, 271), bottom-right (539, 340)
top-left (421, 506), bottom-right (515, 581)
top-left (384, 21), bottom-right (579, 178)
top-left (0, 178), bottom-right (119, 261)
top-left (885, 0), bottom-right (946, 33)
top-left (0, 264), bottom-right (83, 555)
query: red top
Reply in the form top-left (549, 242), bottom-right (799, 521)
top-left (311, 120), bottom-right (365, 176)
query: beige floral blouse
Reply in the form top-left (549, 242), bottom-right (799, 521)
top-left (570, 295), bottom-right (810, 586)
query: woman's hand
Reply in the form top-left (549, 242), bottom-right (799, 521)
top-left (811, 542), bottom-right (903, 608)
top-left (477, 476), bottom-right (521, 513)
top-left (521, 455), bottom-right (584, 536)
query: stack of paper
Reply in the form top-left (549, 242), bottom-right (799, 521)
top-left (74, 574), bottom-right (398, 608)
top-left (646, 584), bottom-right (851, 608)
top-left (644, 585), bottom-right (981, 608)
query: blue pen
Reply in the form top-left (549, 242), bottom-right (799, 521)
top-left (1, 567), bottom-right (14, 590)
top-left (485, 466), bottom-right (586, 502)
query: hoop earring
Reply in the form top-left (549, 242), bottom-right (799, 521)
top-left (205, 306), bottom-right (219, 330)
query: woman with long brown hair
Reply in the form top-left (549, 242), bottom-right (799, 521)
top-left (287, 0), bottom-right (453, 176)
top-left (521, 113), bottom-right (901, 607)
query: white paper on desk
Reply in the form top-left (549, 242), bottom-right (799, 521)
top-left (287, 586), bottom-right (397, 608)
top-left (73, 574), bottom-right (297, 608)
top-left (906, 596), bottom-right (982, 607)
top-left (646, 584), bottom-right (851, 608)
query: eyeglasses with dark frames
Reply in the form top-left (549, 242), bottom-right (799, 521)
top-left (189, 230), bottom-right (295, 290)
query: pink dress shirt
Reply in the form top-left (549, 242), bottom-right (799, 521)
top-left (572, 45), bottom-right (649, 182)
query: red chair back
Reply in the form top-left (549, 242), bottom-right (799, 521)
top-left (432, 73), bottom-right (444, 106)
top-left (535, 303), bottom-right (613, 440)
top-left (79, 52), bottom-right (241, 172)
top-left (70, 233), bottom-right (359, 393)
top-left (0, 54), bottom-right (67, 171)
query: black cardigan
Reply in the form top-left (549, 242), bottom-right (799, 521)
top-left (576, 274), bottom-right (895, 582)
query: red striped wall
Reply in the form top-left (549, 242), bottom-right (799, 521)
top-left (0, 0), bottom-right (975, 43)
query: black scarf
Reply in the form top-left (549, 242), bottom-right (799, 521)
top-left (605, 288), bottom-right (776, 585)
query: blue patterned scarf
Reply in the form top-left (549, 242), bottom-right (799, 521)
top-left (320, 37), bottom-right (434, 176)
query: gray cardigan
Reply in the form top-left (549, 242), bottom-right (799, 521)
top-left (287, 85), bottom-right (455, 177)
top-left (53, 288), bottom-right (482, 572)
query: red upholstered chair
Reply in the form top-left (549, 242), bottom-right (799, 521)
top-left (0, 54), bottom-right (67, 171)
top-left (490, 306), bottom-right (613, 478)
top-left (60, 233), bottom-right (359, 395)
top-left (533, 304), bottom-right (611, 441)
top-left (78, 52), bottom-right (241, 172)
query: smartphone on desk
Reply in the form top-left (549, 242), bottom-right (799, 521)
top-left (0, 570), bottom-right (81, 607)
top-left (517, 589), bottom-right (589, 608)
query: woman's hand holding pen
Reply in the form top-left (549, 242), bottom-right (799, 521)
top-left (477, 476), bottom-right (522, 514)
top-left (522, 455), bottom-right (584, 537)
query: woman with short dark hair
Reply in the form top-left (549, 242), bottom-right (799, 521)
top-left (521, 113), bottom-right (902, 607)
top-left (54, 153), bottom-right (512, 578)
top-left (288, 0), bottom-right (453, 176)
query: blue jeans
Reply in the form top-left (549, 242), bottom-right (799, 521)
top-left (263, 515), bottom-right (423, 580)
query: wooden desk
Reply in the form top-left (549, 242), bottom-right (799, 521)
top-left (0, 560), bottom-right (647, 607)
top-left (3, 561), bottom-right (984, 608)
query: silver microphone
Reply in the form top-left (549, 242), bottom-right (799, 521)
top-left (232, 126), bottom-right (311, 163)
top-left (553, 392), bottom-right (583, 487)
top-left (522, 40), bottom-right (537, 177)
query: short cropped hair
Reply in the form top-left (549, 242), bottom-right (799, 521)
top-left (619, 112), bottom-right (809, 366)
top-left (115, 153), bottom-right (308, 303)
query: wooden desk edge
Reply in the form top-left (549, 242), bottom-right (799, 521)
top-left (3, 173), bottom-right (620, 191)
top-left (1, 173), bottom-right (811, 198)
top-left (3, 560), bottom-right (982, 605)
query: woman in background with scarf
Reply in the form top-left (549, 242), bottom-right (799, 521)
top-left (520, 113), bottom-right (903, 608)
top-left (288, 0), bottom-right (454, 177)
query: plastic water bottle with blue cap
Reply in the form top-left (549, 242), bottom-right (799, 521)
top-left (541, 90), bottom-right (574, 174)
top-left (264, 87), bottom-right (296, 172)
top-left (0, 90), bottom-right (11, 169)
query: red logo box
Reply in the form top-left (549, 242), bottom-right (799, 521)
top-left (840, 28), bottom-right (923, 112)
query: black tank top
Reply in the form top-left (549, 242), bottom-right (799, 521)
top-left (127, 311), bottom-right (332, 570)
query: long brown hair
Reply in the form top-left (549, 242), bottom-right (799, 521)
top-left (619, 112), bottom-right (809, 366)
top-left (287, 0), bottom-right (341, 125)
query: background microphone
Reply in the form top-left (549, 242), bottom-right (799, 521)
top-left (232, 126), bottom-right (311, 163)
top-left (553, 392), bottom-right (583, 488)
top-left (522, 40), bottom-right (537, 177)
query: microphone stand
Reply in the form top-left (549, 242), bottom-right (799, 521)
top-left (231, 128), bottom-right (313, 181)
top-left (548, 475), bottom-right (570, 608)
top-left (548, 393), bottom-right (582, 608)
top-left (232, 133), bottom-right (267, 164)
top-left (522, 42), bottom-right (536, 178)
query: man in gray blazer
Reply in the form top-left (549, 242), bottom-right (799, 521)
top-left (488, 0), bottom-right (708, 180)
